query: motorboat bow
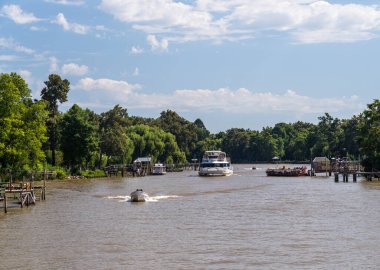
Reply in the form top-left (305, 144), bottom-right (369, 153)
top-left (130, 189), bottom-right (149, 202)
top-left (198, 150), bottom-right (233, 176)
top-left (151, 163), bottom-right (166, 175)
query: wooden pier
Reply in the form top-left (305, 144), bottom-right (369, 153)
top-left (334, 171), bottom-right (380, 182)
top-left (0, 180), bottom-right (46, 213)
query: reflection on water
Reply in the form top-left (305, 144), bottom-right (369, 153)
top-left (1, 164), bottom-right (380, 269)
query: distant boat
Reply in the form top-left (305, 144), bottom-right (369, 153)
top-left (130, 189), bottom-right (149, 202)
top-left (198, 150), bottom-right (233, 176)
top-left (266, 166), bottom-right (308, 177)
top-left (151, 163), bottom-right (166, 175)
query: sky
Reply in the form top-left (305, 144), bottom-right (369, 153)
top-left (1, 0), bottom-right (380, 132)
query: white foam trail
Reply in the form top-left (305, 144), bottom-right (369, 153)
top-left (105, 195), bottom-right (130, 202)
top-left (146, 195), bottom-right (181, 202)
top-left (105, 194), bottom-right (180, 202)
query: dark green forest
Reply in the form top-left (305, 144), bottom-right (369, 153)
top-left (1, 72), bottom-right (379, 174)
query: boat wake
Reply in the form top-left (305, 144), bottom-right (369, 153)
top-left (104, 194), bottom-right (180, 202)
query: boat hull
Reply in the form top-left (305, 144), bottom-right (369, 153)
top-left (130, 190), bottom-right (149, 202)
top-left (266, 167), bottom-right (308, 177)
top-left (198, 168), bottom-right (233, 177)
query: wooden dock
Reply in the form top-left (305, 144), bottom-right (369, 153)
top-left (334, 171), bottom-right (380, 182)
top-left (0, 181), bottom-right (46, 213)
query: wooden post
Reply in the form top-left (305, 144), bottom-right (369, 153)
top-left (4, 194), bottom-right (7, 213)
top-left (43, 179), bottom-right (46, 200)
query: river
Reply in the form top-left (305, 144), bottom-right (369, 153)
top-left (1, 164), bottom-right (380, 269)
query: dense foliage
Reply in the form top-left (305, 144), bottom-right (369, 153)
top-left (0, 73), bottom-right (48, 170)
top-left (1, 72), bottom-right (379, 173)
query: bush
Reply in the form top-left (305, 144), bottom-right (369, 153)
top-left (81, 169), bottom-right (107, 178)
top-left (55, 168), bottom-right (67, 179)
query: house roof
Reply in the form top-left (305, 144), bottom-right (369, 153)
top-left (134, 157), bottom-right (152, 163)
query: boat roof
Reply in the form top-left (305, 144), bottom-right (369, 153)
top-left (134, 157), bottom-right (152, 163)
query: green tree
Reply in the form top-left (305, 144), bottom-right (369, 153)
top-left (358, 99), bottom-right (380, 171)
top-left (0, 72), bottom-right (48, 169)
top-left (316, 113), bottom-right (343, 157)
top-left (341, 116), bottom-right (360, 159)
top-left (41, 74), bottom-right (70, 166)
top-left (157, 110), bottom-right (198, 159)
top-left (99, 105), bottom-right (133, 165)
top-left (221, 128), bottom-right (251, 163)
top-left (126, 124), bottom-right (186, 164)
top-left (251, 128), bottom-right (279, 161)
top-left (60, 104), bottom-right (98, 172)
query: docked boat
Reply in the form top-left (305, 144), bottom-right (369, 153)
top-left (130, 189), bottom-right (149, 202)
top-left (198, 150), bottom-right (233, 176)
top-left (151, 163), bottom-right (166, 175)
top-left (266, 166), bottom-right (308, 177)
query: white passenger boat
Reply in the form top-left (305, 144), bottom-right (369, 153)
top-left (198, 150), bottom-right (233, 176)
top-left (130, 189), bottom-right (149, 202)
top-left (151, 163), bottom-right (166, 175)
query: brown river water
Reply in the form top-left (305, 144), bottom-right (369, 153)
top-left (1, 164), bottom-right (380, 269)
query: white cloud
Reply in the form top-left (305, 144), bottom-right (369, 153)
top-left (0, 4), bottom-right (41, 24)
top-left (54, 13), bottom-right (89, 34)
top-left (45, 0), bottom-right (84, 5)
top-left (30, 26), bottom-right (47, 31)
top-left (133, 67), bottom-right (139, 76)
top-left (152, 88), bottom-right (361, 114)
top-left (71, 77), bottom-right (363, 116)
top-left (0, 55), bottom-right (18, 61)
top-left (48, 58), bottom-right (89, 76)
top-left (147, 35), bottom-right (168, 51)
top-left (19, 70), bottom-right (33, 85)
top-left (99, 0), bottom-right (380, 44)
top-left (49, 57), bottom-right (59, 73)
top-left (74, 77), bottom-right (141, 103)
top-left (61, 63), bottom-right (89, 76)
top-left (0, 37), bottom-right (34, 54)
top-left (130, 46), bottom-right (143, 54)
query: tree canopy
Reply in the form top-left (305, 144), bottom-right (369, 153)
top-left (359, 99), bottom-right (380, 171)
top-left (41, 74), bottom-right (70, 166)
top-left (0, 73), bottom-right (48, 170)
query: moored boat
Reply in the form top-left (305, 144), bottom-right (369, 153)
top-left (198, 150), bottom-right (233, 176)
top-left (130, 189), bottom-right (149, 202)
top-left (151, 163), bottom-right (166, 175)
top-left (266, 166), bottom-right (308, 177)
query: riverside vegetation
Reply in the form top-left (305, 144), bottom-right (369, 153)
top-left (0, 72), bottom-right (379, 178)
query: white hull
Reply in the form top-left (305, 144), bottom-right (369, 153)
top-left (198, 168), bottom-right (233, 176)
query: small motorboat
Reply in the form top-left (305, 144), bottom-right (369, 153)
top-left (130, 189), bottom-right (149, 202)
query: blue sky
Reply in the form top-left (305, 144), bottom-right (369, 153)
top-left (1, 0), bottom-right (380, 132)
